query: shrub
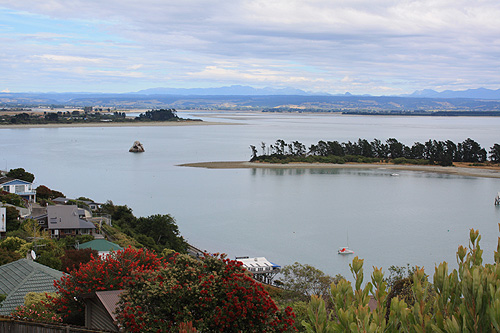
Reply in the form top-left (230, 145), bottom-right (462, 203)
top-left (117, 253), bottom-right (296, 332)
top-left (303, 226), bottom-right (500, 331)
top-left (60, 248), bottom-right (98, 273)
top-left (50, 247), bottom-right (164, 325)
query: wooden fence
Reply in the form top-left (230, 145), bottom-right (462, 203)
top-left (0, 316), bottom-right (113, 333)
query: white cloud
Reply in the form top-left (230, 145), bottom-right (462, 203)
top-left (1, 1), bottom-right (500, 93)
top-left (1, 88), bottom-right (10, 93)
top-left (33, 54), bottom-right (105, 64)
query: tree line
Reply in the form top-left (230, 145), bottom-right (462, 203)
top-left (251, 138), bottom-right (500, 166)
top-left (1, 108), bottom-right (184, 125)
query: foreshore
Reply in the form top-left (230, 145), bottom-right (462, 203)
top-left (179, 161), bottom-right (500, 179)
top-left (0, 120), bottom-right (233, 129)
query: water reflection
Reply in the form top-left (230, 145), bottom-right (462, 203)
top-left (250, 166), bottom-right (477, 180)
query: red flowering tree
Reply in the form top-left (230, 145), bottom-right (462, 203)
top-left (50, 247), bottom-right (165, 325)
top-left (117, 254), bottom-right (296, 332)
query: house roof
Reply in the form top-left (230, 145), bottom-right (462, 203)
top-left (0, 177), bottom-right (31, 186)
top-left (236, 257), bottom-right (281, 269)
top-left (46, 205), bottom-right (95, 230)
top-left (52, 197), bottom-right (70, 204)
top-left (93, 290), bottom-right (123, 322)
top-left (79, 239), bottom-right (123, 252)
top-left (0, 259), bottom-right (63, 316)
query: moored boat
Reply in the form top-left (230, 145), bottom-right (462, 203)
top-left (338, 247), bottom-right (354, 254)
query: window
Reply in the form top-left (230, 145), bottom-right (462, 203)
top-left (2, 186), bottom-right (9, 192)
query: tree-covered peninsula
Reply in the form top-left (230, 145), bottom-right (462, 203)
top-left (0, 108), bottom-right (198, 125)
top-left (250, 138), bottom-right (500, 166)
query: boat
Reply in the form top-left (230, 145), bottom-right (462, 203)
top-left (338, 247), bottom-right (354, 254)
top-left (338, 230), bottom-right (354, 254)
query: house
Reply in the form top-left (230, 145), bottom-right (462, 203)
top-left (78, 239), bottom-right (123, 258)
top-left (235, 257), bottom-right (281, 284)
top-left (82, 290), bottom-right (123, 332)
top-left (0, 177), bottom-right (36, 202)
top-left (52, 197), bottom-right (70, 205)
top-left (53, 197), bottom-right (102, 211)
top-left (45, 205), bottom-right (96, 238)
top-left (0, 259), bottom-right (63, 316)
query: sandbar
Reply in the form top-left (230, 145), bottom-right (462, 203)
top-left (0, 120), bottom-right (232, 129)
top-left (179, 161), bottom-right (500, 179)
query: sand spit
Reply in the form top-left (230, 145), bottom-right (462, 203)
top-left (178, 161), bottom-right (500, 179)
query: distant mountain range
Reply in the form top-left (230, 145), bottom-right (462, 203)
top-left (404, 87), bottom-right (500, 99)
top-left (135, 86), bottom-right (500, 99)
top-left (134, 85), bottom-right (331, 96)
top-left (2, 86), bottom-right (500, 111)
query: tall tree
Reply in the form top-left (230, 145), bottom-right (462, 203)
top-left (490, 143), bottom-right (500, 163)
top-left (6, 168), bottom-right (35, 182)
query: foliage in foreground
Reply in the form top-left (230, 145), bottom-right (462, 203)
top-left (117, 253), bottom-right (297, 332)
top-left (303, 226), bottom-right (500, 332)
top-left (11, 292), bottom-right (62, 323)
top-left (50, 247), bottom-right (164, 325)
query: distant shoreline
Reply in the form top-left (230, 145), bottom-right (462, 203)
top-left (179, 161), bottom-right (500, 179)
top-left (0, 120), bottom-right (233, 129)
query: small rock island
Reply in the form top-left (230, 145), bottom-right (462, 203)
top-left (129, 141), bottom-right (145, 153)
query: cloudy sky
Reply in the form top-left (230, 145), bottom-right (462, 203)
top-left (1, 0), bottom-right (499, 95)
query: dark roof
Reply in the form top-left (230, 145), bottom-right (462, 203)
top-left (0, 177), bottom-right (14, 185)
top-left (0, 177), bottom-right (31, 186)
top-left (0, 259), bottom-right (63, 315)
top-left (52, 197), bottom-right (70, 204)
top-left (79, 239), bottom-right (123, 252)
top-left (47, 205), bottom-right (95, 230)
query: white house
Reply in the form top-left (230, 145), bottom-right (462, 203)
top-left (0, 177), bottom-right (36, 202)
top-left (235, 256), bottom-right (281, 284)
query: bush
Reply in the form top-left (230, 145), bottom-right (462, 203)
top-left (303, 227), bottom-right (500, 331)
top-left (0, 192), bottom-right (26, 208)
top-left (60, 248), bottom-right (98, 273)
top-left (0, 247), bottom-right (21, 265)
top-left (117, 253), bottom-right (296, 332)
top-left (50, 247), bottom-right (164, 325)
top-left (36, 185), bottom-right (65, 201)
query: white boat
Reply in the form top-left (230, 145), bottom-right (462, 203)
top-left (338, 247), bottom-right (354, 255)
top-left (338, 230), bottom-right (354, 254)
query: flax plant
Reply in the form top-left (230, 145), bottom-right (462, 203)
top-left (304, 225), bottom-right (500, 332)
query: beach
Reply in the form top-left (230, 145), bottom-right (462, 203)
top-left (179, 161), bottom-right (500, 179)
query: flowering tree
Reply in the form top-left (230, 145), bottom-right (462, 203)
top-left (50, 247), bottom-right (165, 325)
top-left (117, 254), bottom-right (296, 332)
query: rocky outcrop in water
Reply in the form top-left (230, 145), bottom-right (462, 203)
top-left (129, 141), bottom-right (145, 153)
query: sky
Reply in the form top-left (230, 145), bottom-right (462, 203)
top-left (1, 0), bottom-right (499, 95)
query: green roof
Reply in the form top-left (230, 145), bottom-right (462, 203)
top-left (79, 239), bottom-right (123, 252)
top-left (0, 259), bottom-right (63, 316)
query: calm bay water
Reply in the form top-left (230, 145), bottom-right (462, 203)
top-left (1, 112), bottom-right (500, 279)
